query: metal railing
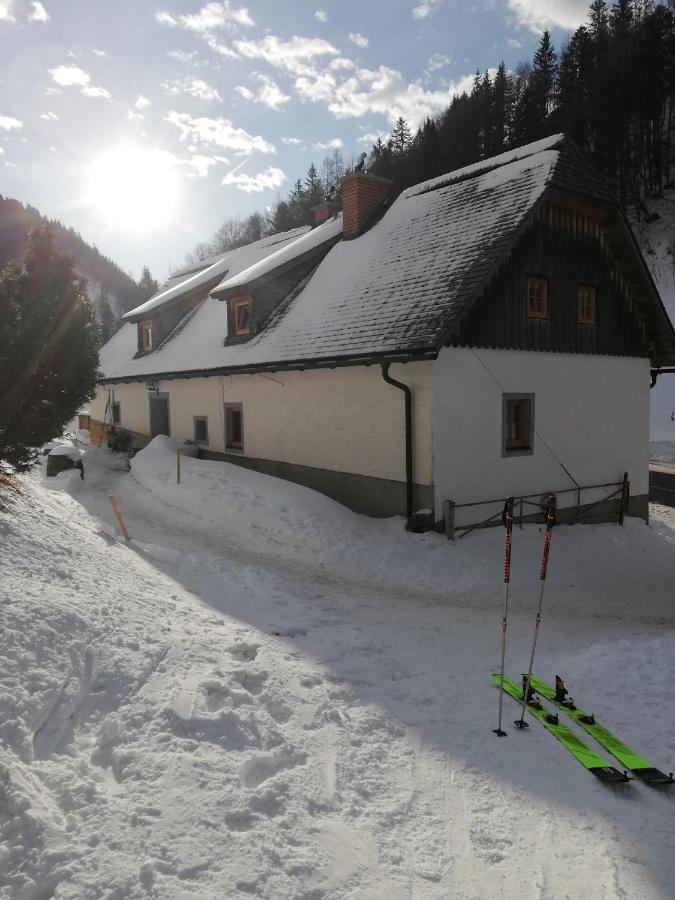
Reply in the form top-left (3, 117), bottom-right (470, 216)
top-left (444, 472), bottom-right (630, 540)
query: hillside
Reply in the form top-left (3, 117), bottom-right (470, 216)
top-left (0, 195), bottom-right (146, 334)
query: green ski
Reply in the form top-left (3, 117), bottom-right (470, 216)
top-left (528, 674), bottom-right (674, 786)
top-left (491, 674), bottom-right (630, 783)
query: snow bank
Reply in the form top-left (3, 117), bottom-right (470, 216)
top-left (48, 445), bottom-right (83, 459)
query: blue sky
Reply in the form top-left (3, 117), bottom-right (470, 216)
top-left (0, 0), bottom-right (590, 280)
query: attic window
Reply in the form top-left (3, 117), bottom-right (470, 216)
top-left (577, 285), bottom-right (597, 324)
top-left (141, 320), bottom-right (153, 351)
top-left (232, 296), bottom-right (251, 336)
top-left (527, 277), bottom-right (548, 320)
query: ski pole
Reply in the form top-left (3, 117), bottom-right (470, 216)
top-left (493, 496), bottom-right (515, 737)
top-left (515, 494), bottom-right (557, 729)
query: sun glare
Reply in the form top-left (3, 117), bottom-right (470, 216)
top-left (87, 146), bottom-right (179, 232)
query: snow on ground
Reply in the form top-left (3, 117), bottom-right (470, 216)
top-left (2, 439), bottom-right (675, 899)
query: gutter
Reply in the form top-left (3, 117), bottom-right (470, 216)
top-left (98, 348), bottom-right (438, 385)
top-left (381, 362), bottom-right (413, 520)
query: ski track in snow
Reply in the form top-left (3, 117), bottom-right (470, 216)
top-left (1, 446), bottom-right (675, 899)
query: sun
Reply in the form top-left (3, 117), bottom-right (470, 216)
top-left (87, 146), bottom-right (179, 232)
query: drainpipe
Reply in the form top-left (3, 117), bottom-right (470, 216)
top-left (381, 362), bottom-right (413, 519)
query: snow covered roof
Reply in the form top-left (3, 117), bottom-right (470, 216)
top-left (100, 135), bottom-right (675, 381)
top-left (123, 227), bottom-right (309, 322)
top-left (212, 213), bottom-right (343, 297)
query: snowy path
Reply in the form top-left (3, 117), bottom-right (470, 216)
top-left (2, 447), bottom-right (675, 898)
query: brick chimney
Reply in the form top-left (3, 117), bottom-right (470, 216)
top-left (341, 172), bottom-right (393, 239)
top-left (310, 199), bottom-right (341, 226)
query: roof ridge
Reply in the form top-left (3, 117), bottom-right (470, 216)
top-left (402, 134), bottom-right (565, 199)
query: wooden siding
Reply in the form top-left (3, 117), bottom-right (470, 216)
top-left (453, 203), bottom-right (649, 358)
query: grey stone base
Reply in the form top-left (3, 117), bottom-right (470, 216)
top-left (199, 448), bottom-right (434, 518)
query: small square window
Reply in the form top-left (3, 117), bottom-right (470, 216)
top-left (225, 404), bottom-right (243, 451)
top-left (527, 276), bottom-right (549, 320)
top-left (577, 285), bottom-right (597, 324)
top-left (232, 297), bottom-right (251, 336)
top-left (193, 416), bottom-right (209, 445)
top-left (502, 394), bottom-right (534, 456)
top-left (112, 401), bottom-right (121, 425)
top-left (141, 320), bottom-right (153, 351)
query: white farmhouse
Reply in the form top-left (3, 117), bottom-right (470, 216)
top-left (91, 135), bottom-right (675, 530)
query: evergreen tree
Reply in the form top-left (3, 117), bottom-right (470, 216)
top-left (98, 290), bottom-right (117, 344)
top-left (0, 227), bottom-right (99, 472)
top-left (137, 265), bottom-right (158, 300)
top-left (391, 117), bottom-right (413, 156)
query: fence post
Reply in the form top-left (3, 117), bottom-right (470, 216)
top-left (444, 500), bottom-right (455, 542)
top-left (176, 447), bottom-right (181, 485)
top-left (576, 487), bottom-right (581, 523)
top-left (108, 495), bottom-right (130, 541)
top-left (519, 498), bottom-right (524, 529)
top-left (619, 471), bottom-right (630, 525)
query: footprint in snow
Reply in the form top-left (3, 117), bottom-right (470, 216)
top-left (240, 751), bottom-right (307, 789)
top-left (226, 643), bottom-right (259, 663)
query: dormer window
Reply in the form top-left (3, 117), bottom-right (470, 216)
top-left (141, 320), bottom-right (153, 351)
top-left (232, 296), bottom-right (251, 336)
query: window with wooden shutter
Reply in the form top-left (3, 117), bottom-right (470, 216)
top-left (526, 276), bottom-right (549, 320)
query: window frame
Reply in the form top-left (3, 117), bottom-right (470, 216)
top-left (231, 296), bottom-right (251, 337)
top-left (111, 400), bottom-right (121, 425)
top-left (502, 393), bottom-right (535, 458)
top-left (140, 320), bottom-right (154, 351)
top-left (526, 276), bottom-right (549, 320)
top-left (224, 402), bottom-right (244, 453)
top-left (193, 415), bottom-right (209, 446)
top-left (577, 284), bottom-right (597, 325)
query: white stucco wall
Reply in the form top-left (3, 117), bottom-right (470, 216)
top-left (432, 347), bottom-right (650, 522)
top-left (91, 383), bottom-right (150, 435)
top-left (94, 362), bottom-right (434, 486)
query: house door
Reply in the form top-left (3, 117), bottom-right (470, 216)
top-left (149, 396), bottom-right (170, 437)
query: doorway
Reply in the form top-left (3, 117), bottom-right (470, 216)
top-left (149, 394), bottom-right (170, 437)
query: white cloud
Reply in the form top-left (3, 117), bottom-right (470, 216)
top-left (28, 1), bottom-right (49, 23)
top-left (0, 114), bottom-right (23, 130)
top-left (166, 111), bottom-right (276, 155)
top-left (315, 8), bottom-right (328, 21)
top-left (156, 2), bottom-right (253, 33)
top-left (135, 94), bottom-right (150, 110)
top-left (222, 165), bottom-right (286, 193)
top-left (162, 76), bottom-right (222, 101)
top-left (40, 111), bottom-right (58, 120)
top-left (506, 36), bottom-right (523, 48)
top-left (48, 65), bottom-right (111, 99)
top-left (298, 64), bottom-right (477, 129)
top-left (357, 129), bottom-right (389, 145)
top-left (168, 49), bottom-right (199, 62)
top-left (0, 147), bottom-right (3, 154)
top-left (426, 52), bottom-right (450, 73)
top-left (82, 85), bottom-right (111, 99)
top-left (236, 73), bottom-right (290, 110)
top-left (127, 110), bottom-right (144, 121)
top-left (348, 32), bottom-right (369, 49)
top-left (183, 153), bottom-right (222, 177)
top-left (92, 48), bottom-right (107, 56)
top-left (313, 137), bottom-right (343, 150)
top-left (233, 35), bottom-right (338, 77)
top-left (329, 57), bottom-right (354, 71)
top-left (412, 0), bottom-right (441, 19)
top-left (505, 0), bottom-right (587, 31)
top-left (0, 0), bottom-right (15, 22)
top-left (49, 65), bottom-right (89, 87)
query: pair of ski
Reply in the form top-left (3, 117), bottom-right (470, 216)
top-left (493, 672), bottom-right (673, 785)
top-left (491, 495), bottom-right (672, 786)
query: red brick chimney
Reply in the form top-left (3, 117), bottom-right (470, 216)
top-left (310, 199), bottom-right (341, 226)
top-left (341, 172), bottom-right (393, 239)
